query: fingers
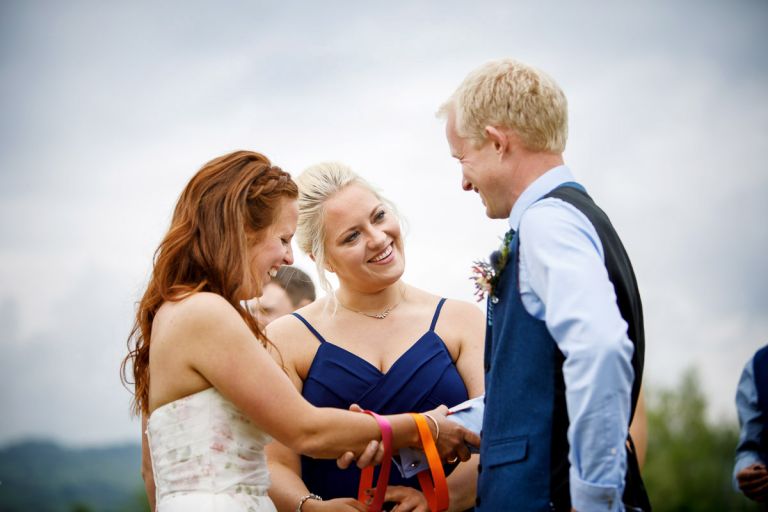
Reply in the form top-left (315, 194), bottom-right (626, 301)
top-left (382, 485), bottom-right (428, 512)
top-left (349, 403), bottom-right (364, 413)
top-left (434, 419), bottom-right (481, 460)
top-left (336, 450), bottom-right (356, 469)
top-left (454, 436), bottom-right (472, 462)
top-left (427, 404), bottom-right (449, 418)
top-left (740, 472), bottom-right (768, 495)
top-left (373, 438), bottom-right (385, 465)
top-left (355, 440), bottom-right (381, 469)
top-left (462, 427), bottom-right (481, 448)
top-left (738, 465), bottom-right (768, 489)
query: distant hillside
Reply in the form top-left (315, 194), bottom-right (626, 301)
top-left (0, 440), bottom-right (149, 512)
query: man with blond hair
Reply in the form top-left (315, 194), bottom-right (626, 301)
top-left (439, 59), bottom-right (650, 511)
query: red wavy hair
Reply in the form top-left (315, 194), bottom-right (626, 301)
top-left (120, 150), bottom-right (298, 416)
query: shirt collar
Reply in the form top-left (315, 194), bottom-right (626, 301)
top-left (508, 165), bottom-right (574, 230)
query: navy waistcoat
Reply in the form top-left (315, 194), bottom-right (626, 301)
top-left (753, 345), bottom-right (768, 453)
top-left (476, 184), bottom-right (649, 511)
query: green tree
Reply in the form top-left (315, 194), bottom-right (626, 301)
top-left (643, 369), bottom-right (761, 511)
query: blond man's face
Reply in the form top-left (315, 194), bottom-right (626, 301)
top-left (445, 113), bottom-right (512, 219)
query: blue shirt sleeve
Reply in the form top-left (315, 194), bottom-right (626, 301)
top-left (734, 355), bottom-right (765, 488)
top-left (518, 198), bottom-right (635, 512)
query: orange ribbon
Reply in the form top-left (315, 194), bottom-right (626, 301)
top-left (409, 413), bottom-right (449, 512)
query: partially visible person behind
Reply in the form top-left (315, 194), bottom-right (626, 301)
top-left (276, 266), bottom-right (316, 309)
top-left (265, 162), bottom-right (485, 512)
top-left (734, 344), bottom-right (768, 503)
top-left (248, 266), bottom-right (316, 325)
top-left (122, 150), bottom-right (479, 512)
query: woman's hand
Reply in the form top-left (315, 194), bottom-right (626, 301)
top-left (302, 497), bottom-right (368, 511)
top-left (382, 486), bottom-right (429, 512)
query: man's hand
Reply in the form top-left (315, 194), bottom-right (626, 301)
top-left (737, 463), bottom-right (768, 502)
top-left (426, 405), bottom-right (481, 463)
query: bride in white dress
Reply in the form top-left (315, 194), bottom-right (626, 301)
top-left (122, 151), bottom-right (479, 512)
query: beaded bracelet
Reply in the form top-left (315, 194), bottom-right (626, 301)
top-left (296, 493), bottom-right (322, 511)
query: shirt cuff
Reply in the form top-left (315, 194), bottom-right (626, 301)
top-left (570, 469), bottom-right (624, 512)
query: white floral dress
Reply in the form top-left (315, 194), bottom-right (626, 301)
top-left (146, 388), bottom-right (276, 511)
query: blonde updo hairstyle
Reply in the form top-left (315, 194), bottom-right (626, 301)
top-left (438, 58), bottom-right (568, 153)
top-left (295, 162), bottom-right (401, 304)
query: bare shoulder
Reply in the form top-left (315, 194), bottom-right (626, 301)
top-left (432, 297), bottom-right (486, 354)
top-left (153, 292), bottom-right (244, 344)
top-left (265, 300), bottom-right (325, 362)
top-left (438, 298), bottom-right (486, 328)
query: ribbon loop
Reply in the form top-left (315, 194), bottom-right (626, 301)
top-left (357, 411), bottom-right (393, 512)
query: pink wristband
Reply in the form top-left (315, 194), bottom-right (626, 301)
top-left (357, 410), bottom-right (393, 511)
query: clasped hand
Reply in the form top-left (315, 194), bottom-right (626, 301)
top-left (336, 404), bottom-right (481, 470)
top-left (737, 463), bottom-right (768, 502)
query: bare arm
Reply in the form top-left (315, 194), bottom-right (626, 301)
top-left (442, 301), bottom-right (485, 510)
top-left (141, 414), bottom-right (156, 512)
top-left (172, 294), bottom-right (478, 460)
top-left (264, 322), bottom-right (366, 511)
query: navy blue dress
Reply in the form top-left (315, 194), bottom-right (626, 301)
top-left (292, 298), bottom-right (469, 499)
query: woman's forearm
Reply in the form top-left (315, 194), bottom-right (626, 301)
top-left (288, 408), bottom-right (420, 459)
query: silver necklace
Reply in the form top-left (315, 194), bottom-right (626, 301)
top-left (336, 286), bottom-right (405, 319)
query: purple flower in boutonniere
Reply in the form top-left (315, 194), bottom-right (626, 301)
top-left (470, 230), bottom-right (515, 302)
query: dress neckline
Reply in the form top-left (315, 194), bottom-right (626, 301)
top-left (317, 331), bottom-right (440, 376)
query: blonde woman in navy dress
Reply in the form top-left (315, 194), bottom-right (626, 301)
top-left (266, 162), bottom-right (485, 512)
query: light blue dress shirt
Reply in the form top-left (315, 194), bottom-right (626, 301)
top-left (733, 352), bottom-right (766, 488)
top-left (509, 165), bottom-right (636, 512)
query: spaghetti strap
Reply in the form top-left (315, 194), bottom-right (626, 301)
top-left (429, 298), bottom-right (447, 332)
top-left (292, 312), bottom-right (328, 344)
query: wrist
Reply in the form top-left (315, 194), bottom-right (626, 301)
top-left (423, 413), bottom-right (440, 442)
top-left (296, 493), bottom-right (322, 512)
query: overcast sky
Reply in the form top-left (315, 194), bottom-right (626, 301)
top-left (1, 0), bottom-right (766, 446)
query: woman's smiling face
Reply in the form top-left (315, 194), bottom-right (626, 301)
top-left (243, 197), bottom-right (298, 300)
top-left (322, 183), bottom-right (405, 292)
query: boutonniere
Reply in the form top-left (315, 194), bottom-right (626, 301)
top-left (470, 230), bottom-right (515, 302)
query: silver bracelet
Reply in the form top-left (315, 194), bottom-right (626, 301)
top-left (296, 493), bottom-right (322, 511)
top-left (423, 412), bottom-right (440, 441)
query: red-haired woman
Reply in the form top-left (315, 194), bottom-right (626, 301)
top-left (122, 151), bottom-right (478, 512)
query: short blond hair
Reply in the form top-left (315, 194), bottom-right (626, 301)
top-left (295, 162), bottom-right (399, 301)
top-left (438, 58), bottom-right (568, 153)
